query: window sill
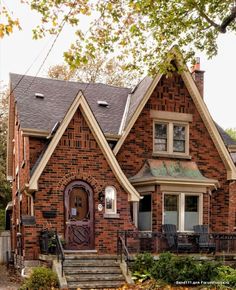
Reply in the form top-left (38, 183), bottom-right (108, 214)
top-left (103, 213), bottom-right (120, 219)
top-left (152, 152), bottom-right (191, 159)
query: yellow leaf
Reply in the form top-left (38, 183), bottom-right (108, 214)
top-left (0, 30), bottom-right (4, 38)
top-left (6, 25), bottom-right (13, 33)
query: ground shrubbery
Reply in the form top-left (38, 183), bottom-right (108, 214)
top-left (19, 267), bottom-right (59, 290)
top-left (131, 252), bottom-right (236, 289)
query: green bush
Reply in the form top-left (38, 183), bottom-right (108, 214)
top-left (19, 267), bottom-right (59, 290)
top-left (132, 252), bottom-right (222, 286)
top-left (131, 252), bottom-right (154, 273)
top-left (216, 265), bottom-right (236, 288)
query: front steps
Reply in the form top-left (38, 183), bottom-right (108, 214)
top-left (63, 254), bottom-right (126, 289)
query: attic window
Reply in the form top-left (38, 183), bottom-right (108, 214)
top-left (97, 100), bottom-right (108, 107)
top-left (35, 93), bottom-right (44, 99)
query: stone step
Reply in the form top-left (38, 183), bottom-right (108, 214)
top-left (65, 254), bottom-right (117, 260)
top-left (68, 280), bottom-right (124, 290)
top-left (64, 260), bottom-right (120, 267)
top-left (64, 266), bottom-right (122, 274)
top-left (66, 273), bottom-right (124, 282)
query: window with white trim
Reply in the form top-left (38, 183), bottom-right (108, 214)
top-left (154, 122), bottom-right (189, 155)
top-left (163, 193), bottom-right (202, 232)
top-left (105, 186), bottom-right (117, 214)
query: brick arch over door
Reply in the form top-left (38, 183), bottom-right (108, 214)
top-left (55, 170), bottom-right (105, 195)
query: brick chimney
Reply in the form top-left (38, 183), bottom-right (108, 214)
top-left (191, 57), bottom-right (205, 98)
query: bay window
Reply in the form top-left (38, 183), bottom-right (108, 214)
top-left (163, 193), bottom-right (202, 232)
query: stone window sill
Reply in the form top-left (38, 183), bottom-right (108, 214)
top-left (152, 152), bottom-right (192, 160)
top-left (103, 213), bottom-right (120, 219)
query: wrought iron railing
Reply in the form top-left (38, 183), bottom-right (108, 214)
top-left (39, 229), bottom-right (65, 276)
top-left (117, 233), bottom-right (131, 275)
top-left (55, 232), bottom-right (65, 277)
top-left (117, 230), bottom-right (236, 255)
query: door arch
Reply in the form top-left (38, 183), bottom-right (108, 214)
top-left (64, 180), bottom-right (94, 250)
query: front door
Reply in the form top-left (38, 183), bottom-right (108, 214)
top-left (64, 181), bottom-right (94, 250)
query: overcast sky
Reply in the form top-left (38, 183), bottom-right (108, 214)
top-left (0, 1), bottom-right (235, 129)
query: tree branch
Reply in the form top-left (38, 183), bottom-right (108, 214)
top-left (219, 6), bottom-right (236, 33)
top-left (193, 2), bottom-right (236, 33)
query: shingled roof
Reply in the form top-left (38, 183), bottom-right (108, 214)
top-left (10, 74), bottom-right (235, 153)
top-left (10, 73), bottom-right (131, 135)
top-left (215, 123), bottom-right (236, 147)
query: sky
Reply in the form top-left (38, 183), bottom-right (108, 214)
top-left (0, 1), bottom-right (235, 129)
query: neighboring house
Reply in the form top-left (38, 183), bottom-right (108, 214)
top-left (7, 50), bottom-right (236, 265)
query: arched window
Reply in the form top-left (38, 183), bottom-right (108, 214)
top-left (105, 186), bottom-right (117, 214)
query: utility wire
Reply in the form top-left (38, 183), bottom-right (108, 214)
top-left (8, 1), bottom-right (77, 97)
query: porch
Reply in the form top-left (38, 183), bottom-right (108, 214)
top-left (117, 230), bottom-right (236, 256)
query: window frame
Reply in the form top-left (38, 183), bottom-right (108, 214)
top-left (153, 120), bottom-right (189, 157)
top-left (138, 193), bottom-right (152, 232)
top-left (162, 192), bottom-right (203, 232)
top-left (105, 186), bottom-right (117, 214)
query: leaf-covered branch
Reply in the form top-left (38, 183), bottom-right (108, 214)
top-left (24, 0), bottom-right (236, 74)
top-left (0, 6), bottom-right (21, 38)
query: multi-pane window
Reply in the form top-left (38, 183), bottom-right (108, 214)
top-left (154, 122), bottom-right (188, 155)
top-left (163, 193), bottom-right (202, 231)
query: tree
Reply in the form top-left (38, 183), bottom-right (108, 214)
top-left (25, 0), bottom-right (236, 74)
top-left (226, 128), bottom-right (236, 141)
top-left (0, 5), bottom-right (20, 38)
top-left (0, 87), bottom-right (11, 208)
top-left (48, 53), bottom-right (140, 87)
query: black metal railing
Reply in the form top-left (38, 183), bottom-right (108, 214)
top-left (117, 230), bottom-right (236, 255)
top-left (55, 232), bottom-right (65, 277)
top-left (117, 233), bottom-right (131, 275)
top-left (39, 229), bottom-right (65, 276)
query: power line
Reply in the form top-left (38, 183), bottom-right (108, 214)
top-left (8, 0), bottom-right (77, 97)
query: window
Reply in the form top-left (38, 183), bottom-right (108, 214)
top-left (163, 193), bottom-right (202, 231)
top-left (154, 121), bottom-right (189, 155)
top-left (173, 125), bottom-right (186, 153)
top-left (105, 186), bottom-right (117, 214)
top-left (138, 194), bottom-right (152, 231)
top-left (154, 123), bottom-right (168, 152)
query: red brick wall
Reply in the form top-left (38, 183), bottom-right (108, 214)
top-left (29, 137), bottom-right (47, 171)
top-left (29, 108), bottom-right (136, 257)
top-left (117, 73), bottom-right (231, 232)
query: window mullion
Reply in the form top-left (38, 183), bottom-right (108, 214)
top-left (168, 123), bottom-right (173, 154)
top-left (179, 193), bottom-right (185, 232)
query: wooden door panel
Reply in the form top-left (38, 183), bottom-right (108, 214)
top-left (64, 181), bottom-right (94, 250)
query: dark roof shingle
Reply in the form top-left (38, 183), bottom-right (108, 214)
top-left (10, 73), bottom-right (131, 135)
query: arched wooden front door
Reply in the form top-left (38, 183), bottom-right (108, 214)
top-left (64, 181), bottom-right (94, 250)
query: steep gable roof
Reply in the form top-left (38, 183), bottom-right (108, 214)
top-left (27, 91), bottom-right (140, 201)
top-left (113, 48), bottom-right (236, 180)
top-left (125, 76), bottom-right (153, 127)
top-left (10, 73), bottom-right (131, 135)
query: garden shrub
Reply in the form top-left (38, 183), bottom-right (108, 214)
top-left (19, 266), bottom-right (59, 290)
top-left (216, 265), bottom-right (236, 288)
top-left (131, 252), bottom-right (154, 273)
top-left (132, 252), bottom-right (223, 286)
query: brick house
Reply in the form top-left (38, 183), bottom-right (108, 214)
top-left (7, 50), bottom-right (236, 264)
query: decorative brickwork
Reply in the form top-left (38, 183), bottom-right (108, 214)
top-left (27, 108), bottom-right (135, 257)
top-left (9, 71), bottom-right (236, 262)
top-left (117, 73), bottom-right (232, 232)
